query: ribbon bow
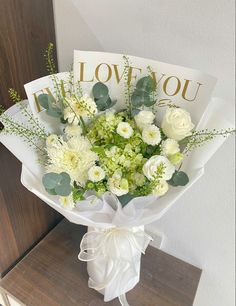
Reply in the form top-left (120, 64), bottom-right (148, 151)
top-left (78, 227), bottom-right (152, 306)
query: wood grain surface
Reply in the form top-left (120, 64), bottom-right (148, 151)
top-left (0, 219), bottom-right (202, 306)
top-left (0, 0), bottom-right (62, 277)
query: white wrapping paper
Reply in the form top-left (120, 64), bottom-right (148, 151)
top-left (0, 51), bottom-right (234, 303)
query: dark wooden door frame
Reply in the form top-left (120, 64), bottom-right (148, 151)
top-left (0, 0), bottom-right (62, 278)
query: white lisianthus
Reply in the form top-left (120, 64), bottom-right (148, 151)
top-left (143, 155), bottom-right (175, 181)
top-left (161, 108), bottom-right (195, 141)
top-left (108, 171), bottom-right (129, 196)
top-left (142, 125), bottom-right (161, 146)
top-left (65, 125), bottom-right (82, 137)
top-left (134, 110), bottom-right (155, 130)
top-left (116, 122), bottom-right (133, 139)
top-left (64, 94), bottom-right (98, 124)
top-left (88, 166), bottom-right (105, 182)
top-left (161, 138), bottom-right (180, 156)
top-left (152, 180), bottom-right (169, 196)
top-left (46, 134), bottom-right (59, 147)
top-left (59, 194), bottom-right (75, 210)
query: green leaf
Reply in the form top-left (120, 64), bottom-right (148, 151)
top-left (55, 183), bottom-right (72, 196)
top-left (45, 187), bottom-right (57, 195)
top-left (38, 94), bottom-right (50, 109)
top-left (92, 82), bottom-right (109, 99)
top-left (143, 99), bottom-right (156, 107)
top-left (136, 76), bottom-right (155, 93)
top-left (60, 172), bottom-right (71, 184)
top-left (131, 108), bottom-right (141, 117)
top-left (118, 193), bottom-right (135, 207)
top-left (131, 90), bottom-right (150, 107)
top-left (106, 98), bottom-right (117, 109)
top-left (95, 96), bottom-right (109, 111)
top-left (42, 172), bottom-right (61, 189)
top-left (168, 171), bottom-right (189, 187)
top-left (46, 108), bottom-right (62, 118)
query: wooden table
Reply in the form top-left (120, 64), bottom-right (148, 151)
top-left (0, 220), bottom-right (201, 306)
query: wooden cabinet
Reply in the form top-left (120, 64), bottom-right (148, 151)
top-left (0, 220), bottom-right (202, 306)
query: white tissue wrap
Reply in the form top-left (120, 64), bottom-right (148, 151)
top-left (79, 225), bottom-right (152, 302)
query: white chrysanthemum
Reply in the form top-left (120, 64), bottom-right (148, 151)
top-left (88, 166), bottom-right (105, 182)
top-left (46, 135), bottom-right (98, 186)
top-left (108, 171), bottom-right (129, 196)
top-left (134, 110), bottom-right (155, 130)
top-left (152, 180), bottom-right (169, 196)
top-left (142, 125), bottom-right (161, 146)
top-left (59, 194), bottom-right (75, 210)
top-left (143, 155), bottom-right (175, 181)
top-left (64, 94), bottom-right (98, 124)
top-left (161, 139), bottom-right (180, 156)
top-left (65, 125), bottom-right (82, 137)
top-left (46, 134), bottom-right (59, 147)
top-left (116, 122), bottom-right (133, 139)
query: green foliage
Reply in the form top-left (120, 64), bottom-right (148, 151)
top-left (42, 172), bottom-right (72, 196)
top-left (38, 93), bottom-right (62, 118)
top-left (44, 43), bottom-right (57, 75)
top-left (131, 76), bottom-right (156, 108)
top-left (8, 88), bottom-right (22, 103)
top-left (168, 171), bottom-right (189, 186)
top-left (92, 82), bottom-right (116, 111)
top-left (180, 128), bottom-right (236, 153)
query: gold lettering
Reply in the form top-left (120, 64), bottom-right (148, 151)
top-left (79, 62), bottom-right (94, 82)
top-left (151, 72), bottom-right (166, 87)
top-left (95, 63), bottom-right (112, 82)
top-left (127, 67), bottom-right (142, 85)
top-left (112, 64), bottom-right (126, 84)
top-left (33, 93), bottom-right (41, 113)
top-left (163, 76), bottom-right (181, 96)
top-left (182, 80), bottom-right (202, 101)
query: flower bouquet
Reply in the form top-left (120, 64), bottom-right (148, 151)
top-left (0, 45), bottom-right (234, 305)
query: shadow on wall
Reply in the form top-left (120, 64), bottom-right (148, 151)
top-left (53, 0), bottom-right (104, 71)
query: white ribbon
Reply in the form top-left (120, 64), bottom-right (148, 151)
top-left (78, 227), bottom-right (152, 305)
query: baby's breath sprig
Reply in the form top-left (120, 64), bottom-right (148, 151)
top-left (123, 56), bottom-right (133, 116)
top-left (44, 43), bottom-right (63, 108)
top-left (8, 88), bottom-right (48, 139)
top-left (0, 113), bottom-right (46, 154)
top-left (182, 128), bottom-right (235, 153)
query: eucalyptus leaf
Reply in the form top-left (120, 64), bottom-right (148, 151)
top-left (45, 187), bottom-right (57, 195)
top-left (55, 183), bottom-right (72, 196)
top-left (136, 76), bottom-right (155, 93)
top-left (92, 82), bottom-right (109, 99)
top-left (131, 108), bottom-right (141, 117)
top-left (46, 108), bottom-right (62, 118)
top-left (168, 171), bottom-right (189, 186)
top-left (131, 90), bottom-right (150, 107)
top-left (38, 93), bottom-right (50, 109)
top-left (95, 97), bottom-right (108, 111)
top-left (42, 172), bottom-right (61, 189)
top-left (60, 172), bottom-right (71, 183)
top-left (118, 193), bottom-right (135, 207)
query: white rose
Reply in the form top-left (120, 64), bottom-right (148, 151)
top-left (152, 180), bottom-right (169, 196)
top-left (143, 155), bottom-right (175, 181)
top-left (161, 108), bottom-right (195, 141)
top-left (134, 110), bottom-right (155, 130)
top-left (142, 125), bottom-right (161, 146)
top-left (59, 194), bottom-right (75, 210)
top-left (88, 166), bottom-right (105, 182)
top-left (116, 122), bottom-right (133, 139)
top-left (161, 138), bottom-right (180, 156)
top-left (108, 171), bottom-right (129, 196)
top-left (65, 125), bottom-right (82, 137)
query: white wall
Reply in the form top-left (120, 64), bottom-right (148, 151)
top-left (53, 1), bottom-right (235, 305)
